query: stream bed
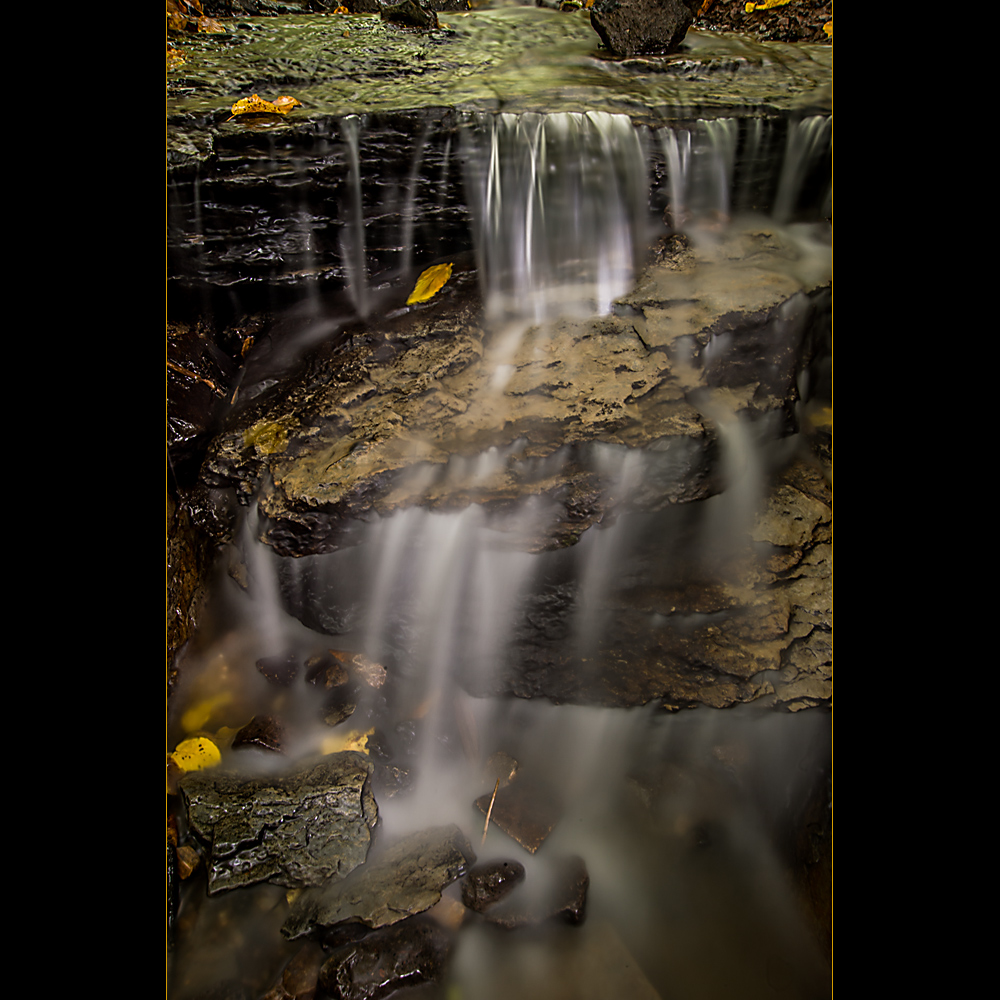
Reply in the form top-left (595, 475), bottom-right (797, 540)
top-left (168, 9), bottom-right (831, 999)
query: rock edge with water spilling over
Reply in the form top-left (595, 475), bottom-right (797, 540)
top-left (201, 223), bottom-right (830, 559)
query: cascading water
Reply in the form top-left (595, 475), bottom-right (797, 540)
top-left (169, 24), bottom-right (831, 998)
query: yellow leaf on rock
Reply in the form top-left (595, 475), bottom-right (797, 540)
top-left (822, 20), bottom-right (832, 36)
top-left (407, 263), bottom-right (453, 305)
top-left (745, 0), bottom-right (791, 10)
top-left (228, 94), bottom-right (302, 121)
top-left (170, 737), bottom-right (221, 773)
top-left (230, 94), bottom-right (281, 117)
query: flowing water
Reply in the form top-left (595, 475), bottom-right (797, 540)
top-left (169, 14), bottom-right (831, 1000)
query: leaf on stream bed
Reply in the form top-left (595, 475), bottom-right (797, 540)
top-left (227, 94), bottom-right (302, 121)
top-left (406, 263), bottom-right (453, 305)
top-left (744, 0), bottom-right (792, 10)
top-left (170, 736), bottom-right (221, 773)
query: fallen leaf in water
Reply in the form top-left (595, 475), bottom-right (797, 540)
top-left (230, 94), bottom-right (281, 116)
top-left (744, 0), bottom-right (791, 10)
top-left (181, 692), bottom-right (234, 732)
top-left (321, 727), bottom-right (375, 755)
top-left (228, 94), bottom-right (302, 121)
top-left (407, 262), bottom-right (453, 304)
top-left (170, 736), bottom-right (222, 773)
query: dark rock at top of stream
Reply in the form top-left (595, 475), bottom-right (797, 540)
top-left (380, 0), bottom-right (440, 30)
top-left (282, 823), bottom-right (477, 939)
top-left (180, 752), bottom-right (377, 893)
top-left (590, 0), bottom-right (700, 57)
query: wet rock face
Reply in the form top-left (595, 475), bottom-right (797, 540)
top-left (317, 918), bottom-right (453, 1000)
top-left (180, 753), bottom-right (377, 894)
top-left (283, 824), bottom-right (477, 939)
top-left (201, 223), bottom-right (829, 562)
top-left (591, 0), bottom-right (701, 57)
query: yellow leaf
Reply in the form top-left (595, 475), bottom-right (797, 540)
top-left (170, 736), bottom-right (221, 773)
top-left (822, 20), bottom-right (832, 36)
top-left (407, 263), bottom-right (453, 305)
top-left (321, 727), bottom-right (375, 755)
top-left (230, 94), bottom-right (281, 117)
top-left (745, 0), bottom-right (791, 10)
top-left (180, 692), bottom-right (233, 732)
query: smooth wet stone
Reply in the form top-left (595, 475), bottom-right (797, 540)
top-left (317, 918), bottom-right (452, 1000)
top-left (256, 653), bottom-right (300, 687)
top-left (181, 753), bottom-right (377, 894)
top-left (479, 855), bottom-right (590, 929)
top-left (282, 825), bottom-right (476, 939)
top-left (475, 774), bottom-right (561, 853)
top-left (261, 942), bottom-right (326, 1000)
top-left (461, 859), bottom-right (526, 911)
top-left (232, 714), bottom-right (285, 752)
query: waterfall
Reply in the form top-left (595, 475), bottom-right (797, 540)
top-left (170, 97), bottom-right (831, 1000)
top-left (462, 111), bottom-right (652, 323)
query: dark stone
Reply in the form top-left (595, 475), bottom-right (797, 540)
top-left (257, 652), bottom-right (300, 687)
top-left (372, 762), bottom-right (415, 798)
top-left (479, 855), bottom-right (590, 929)
top-left (260, 942), bottom-right (326, 1000)
top-left (380, 0), bottom-right (439, 29)
top-left (180, 753), bottom-right (377, 894)
top-left (590, 0), bottom-right (700, 57)
top-left (283, 824), bottom-right (476, 939)
top-left (461, 860), bottom-right (526, 911)
top-left (322, 691), bottom-right (358, 727)
top-left (305, 652), bottom-right (349, 689)
top-left (474, 774), bottom-right (562, 854)
top-left (317, 918), bottom-right (452, 1000)
top-left (232, 714), bottom-right (285, 752)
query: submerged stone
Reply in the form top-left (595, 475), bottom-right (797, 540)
top-left (475, 773), bottom-right (561, 854)
top-left (477, 854), bottom-right (590, 929)
top-left (461, 859), bottom-right (526, 911)
top-left (317, 918), bottom-right (452, 1000)
top-left (282, 824), bottom-right (477, 939)
top-left (180, 753), bottom-right (377, 894)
